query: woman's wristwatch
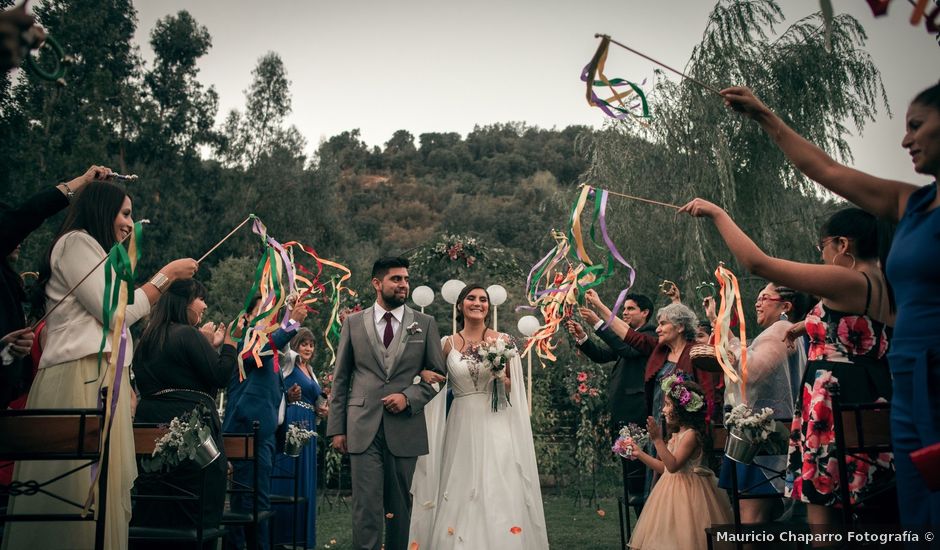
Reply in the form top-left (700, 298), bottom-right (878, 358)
top-left (148, 272), bottom-right (170, 293)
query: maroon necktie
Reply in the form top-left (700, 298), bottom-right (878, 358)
top-left (383, 311), bottom-right (394, 348)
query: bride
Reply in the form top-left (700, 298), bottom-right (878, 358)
top-left (409, 284), bottom-right (549, 549)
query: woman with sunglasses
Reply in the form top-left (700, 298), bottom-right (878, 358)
top-left (679, 201), bottom-right (895, 533)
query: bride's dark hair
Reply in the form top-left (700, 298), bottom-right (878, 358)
top-left (455, 284), bottom-right (491, 330)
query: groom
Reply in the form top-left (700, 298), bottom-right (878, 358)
top-left (327, 257), bottom-right (447, 550)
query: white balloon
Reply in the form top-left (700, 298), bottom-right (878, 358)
top-left (517, 315), bottom-right (541, 337)
top-left (486, 284), bottom-right (507, 306)
top-left (411, 285), bottom-right (434, 307)
top-left (440, 279), bottom-right (466, 305)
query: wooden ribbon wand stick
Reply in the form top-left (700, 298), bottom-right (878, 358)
top-left (579, 183), bottom-right (681, 210)
top-left (33, 219), bottom-right (151, 329)
top-left (197, 215), bottom-right (254, 264)
top-left (595, 33), bottom-right (723, 97)
top-left (33, 215), bottom-right (254, 330)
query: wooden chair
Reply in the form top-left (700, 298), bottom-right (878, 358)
top-left (222, 422), bottom-right (275, 548)
top-left (128, 424), bottom-right (227, 546)
top-left (829, 382), bottom-right (895, 526)
top-left (0, 407), bottom-right (108, 550)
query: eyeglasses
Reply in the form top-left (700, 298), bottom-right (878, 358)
top-left (756, 294), bottom-right (785, 304)
top-left (815, 236), bottom-right (837, 252)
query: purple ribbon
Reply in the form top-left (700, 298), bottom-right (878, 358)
top-left (596, 189), bottom-right (636, 329)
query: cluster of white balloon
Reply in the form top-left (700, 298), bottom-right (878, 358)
top-left (410, 280), bottom-right (543, 412)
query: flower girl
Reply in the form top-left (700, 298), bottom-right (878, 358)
top-left (624, 374), bottom-right (732, 550)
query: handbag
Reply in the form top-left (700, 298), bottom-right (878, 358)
top-left (911, 442), bottom-right (940, 492)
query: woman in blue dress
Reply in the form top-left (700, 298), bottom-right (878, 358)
top-left (272, 328), bottom-right (327, 548)
top-left (721, 83), bottom-right (940, 528)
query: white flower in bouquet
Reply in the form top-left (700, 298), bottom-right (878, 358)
top-left (612, 423), bottom-right (650, 459)
top-left (286, 422), bottom-right (317, 447)
top-left (143, 408), bottom-right (214, 473)
top-left (471, 336), bottom-right (519, 411)
top-left (724, 403), bottom-right (776, 442)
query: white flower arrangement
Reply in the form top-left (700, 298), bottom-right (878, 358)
top-left (724, 403), bottom-right (776, 442)
top-left (141, 408), bottom-right (214, 473)
top-left (471, 336), bottom-right (518, 411)
top-left (285, 422), bottom-right (317, 448)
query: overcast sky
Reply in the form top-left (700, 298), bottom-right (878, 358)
top-left (131, 0), bottom-right (939, 185)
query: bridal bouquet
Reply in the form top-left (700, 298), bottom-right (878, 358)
top-left (472, 336), bottom-right (518, 412)
top-left (612, 423), bottom-right (649, 460)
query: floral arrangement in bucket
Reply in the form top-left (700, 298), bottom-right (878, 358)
top-left (612, 423), bottom-right (649, 459)
top-left (724, 403), bottom-right (776, 441)
top-left (723, 403), bottom-right (775, 464)
top-left (284, 422), bottom-right (317, 457)
top-left (141, 407), bottom-right (218, 473)
top-left (469, 336), bottom-right (518, 412)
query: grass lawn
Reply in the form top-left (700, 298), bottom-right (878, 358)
top-left (313, 490), bottom-right (633, 549)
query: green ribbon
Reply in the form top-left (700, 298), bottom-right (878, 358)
top-left (96, 222), bottom-right (143, 372)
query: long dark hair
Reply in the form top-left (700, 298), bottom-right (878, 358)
top-left (135, 280), bottom-right (208, 362)
top-left (820, 207), bottom-right (896, 312)
top-left (455, 284), bottom-right (491, 330)
top-left (31, 181), bottom-right (129, 317)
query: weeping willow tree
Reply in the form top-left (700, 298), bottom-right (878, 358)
top-left (576, 0), bottom-right (887, 303)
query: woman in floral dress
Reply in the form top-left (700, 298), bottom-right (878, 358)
top-left (678, 200), bottom-right (895, 530)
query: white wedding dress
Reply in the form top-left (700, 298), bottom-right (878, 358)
top-left (409, 339), bottom-right (549, 549)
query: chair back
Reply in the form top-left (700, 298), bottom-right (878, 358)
top-left (128, 423), bottom-right (226, 544)
top-left (0, 407), bottom-right (107, 550)
top-left (830, 384), bottom-right (894, 526)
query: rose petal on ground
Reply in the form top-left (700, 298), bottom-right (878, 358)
top-left (510, 526), bottom-right (523, 534)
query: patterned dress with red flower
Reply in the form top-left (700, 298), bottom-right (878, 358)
top-left (786, 300), bottom-right (894, 507)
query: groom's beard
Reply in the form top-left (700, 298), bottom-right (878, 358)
top-left (381, 288), bottom-right (407, 309)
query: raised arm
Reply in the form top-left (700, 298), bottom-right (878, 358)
top-left (678, 198), bottom-right (868, 308)
top-left (721, 86), bottom-right (917, 221)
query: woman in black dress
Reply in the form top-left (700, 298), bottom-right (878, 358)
top-left (131, 279), bottom-right (240, 548)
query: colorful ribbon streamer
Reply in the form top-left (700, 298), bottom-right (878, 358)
top-left (231, 217), bottom-right (354, 381)
top-left (521, 185), bottom-right (636, 363)
top-left (712, 263), bottom-right (748, 398)
top-left (85, 220), bottom-right (143, 513)
top-left (582, 35), bottom-right (651, 123)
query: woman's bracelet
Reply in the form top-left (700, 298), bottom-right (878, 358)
top-left (148, 272), bottom-right (170, 293)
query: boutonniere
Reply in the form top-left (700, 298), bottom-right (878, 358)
top-left (406, 321), bottom-right (422, 335)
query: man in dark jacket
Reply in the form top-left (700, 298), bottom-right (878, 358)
top-left (566, 293), bottom-right (655, 515)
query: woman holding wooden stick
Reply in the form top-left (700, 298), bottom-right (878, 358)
top-left (2, 180), bottom-right (197, 550)
top-left (722, 82), bottom-right (940, 529)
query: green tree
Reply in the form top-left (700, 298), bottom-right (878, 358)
top-left (219, 52), bottom-right (303, 168)
top-left (140, 10), bottom-right (219, 157)
top-left (579, 0), bottom-right (885, 306)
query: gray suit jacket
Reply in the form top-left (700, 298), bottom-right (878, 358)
top-left (326, 305), bottom-right (447, 456)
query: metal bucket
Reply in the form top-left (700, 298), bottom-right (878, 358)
top-left (194, 433), bottom-right (221, 469)
top-left (284, 439), bottom-right (304, 458)
top-left (724, 428), bottom-right (760, 464)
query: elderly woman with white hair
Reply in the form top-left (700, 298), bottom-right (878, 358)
top-left (583, 290), bottom-right (717, 426)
